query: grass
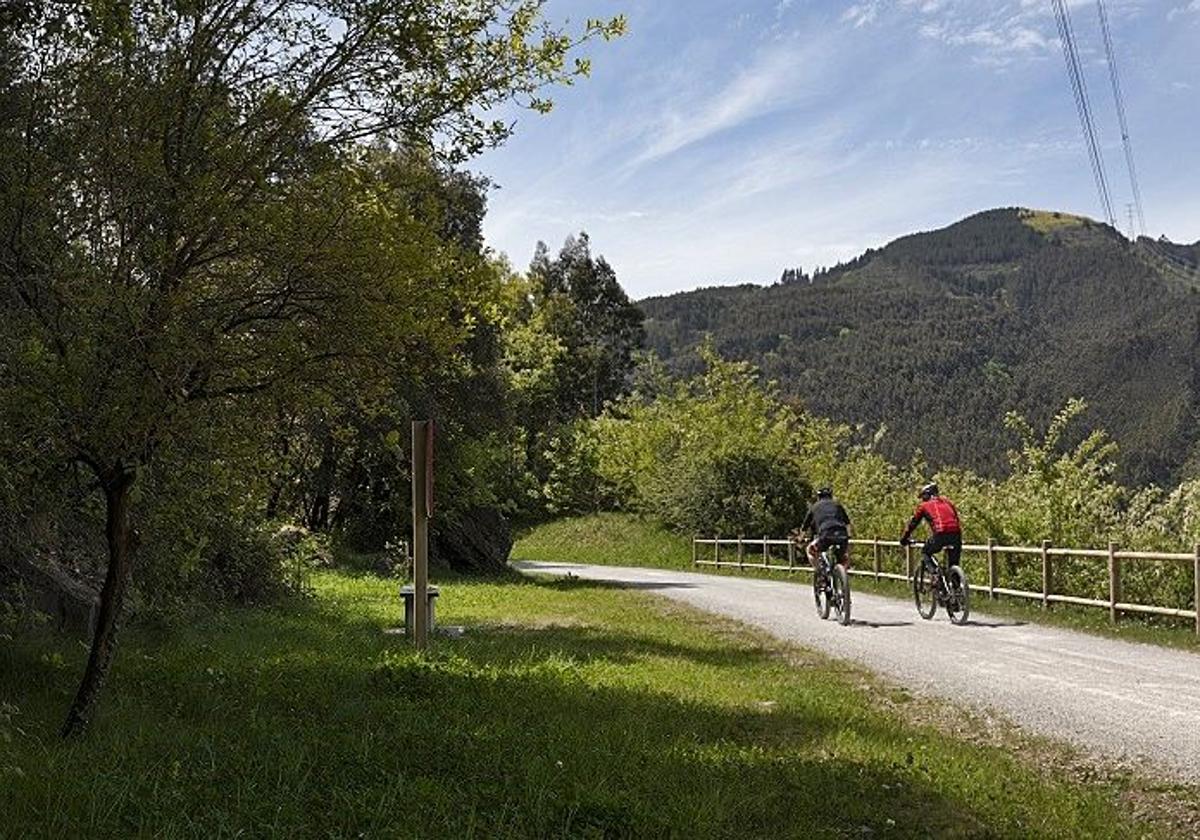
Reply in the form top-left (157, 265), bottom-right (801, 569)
top-left (513, 513), bottom-right (1200, 652)
top-left (1019, 209), bottom-right (1091, 234)
top-left (0, 567), bottom-right (1188, 838)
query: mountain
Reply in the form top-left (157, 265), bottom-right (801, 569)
top-left (640, 208), bottom-right (1200, 485)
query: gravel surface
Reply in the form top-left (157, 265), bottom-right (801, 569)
top-left (514, 561), bottom-right (1200, 783)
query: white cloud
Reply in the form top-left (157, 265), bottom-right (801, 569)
top-left (626, 42), bottom-right (826, 168)
top-left (1168, 1), bottom-right (1200, 20)
top-left (841, 2), bottom-right (880, 28)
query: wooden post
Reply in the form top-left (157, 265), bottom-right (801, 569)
top-left (1041, 539), bottom-right (1051, 609)
top-left (737, 536), bottom-right (744, 570)
top-left (872, 537), bottom-right (880, 580)
top-left (762, 536), bottom-right (768, 568)
top-left (787, 539), bottom-right (795, 571)
top-left (692, 536), bottom-right (698, 568)
top-left (1194, 544), bottom-right (1200, 636)
top-left (987, 538), bottom-right (997, 599)
top-left (904, 541), bottom-right (913, 580)
top-left (411, 420), bottom-right (431, 649)
top-left (714, 535), bottom-right (719, 566)
top-left (1108, 542), bottom-right (1118, 624)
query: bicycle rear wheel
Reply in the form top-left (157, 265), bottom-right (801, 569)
top-left (831, 564), bottom-right (851, 626)
top-left (913, 561), bottom-right (937, 620)
top-left (946, 566), bottom-right (970, 625)
top-left (813, 561), bottom-right (831, 620)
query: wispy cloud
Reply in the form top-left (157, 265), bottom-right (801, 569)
top-left (1168, 1), bottom-right (1200, 20)
top-left (626, 41), bottom-right (827, 168)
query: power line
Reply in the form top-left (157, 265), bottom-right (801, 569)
top-left (1050, 0), bottom-right (1116, 227)
top-left (1096, 0), bottom-right (1147, 237)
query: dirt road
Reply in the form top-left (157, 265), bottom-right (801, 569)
top-left (515, 561), bottom-right (1200, 782)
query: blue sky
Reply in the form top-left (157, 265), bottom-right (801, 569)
top-left (473, 0), bottom-right (1200, 298)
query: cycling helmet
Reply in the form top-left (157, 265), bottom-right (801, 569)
top-left (919, 482), bottom-right (939, 501)
top-left (816, 486), bottom-right (833, 499)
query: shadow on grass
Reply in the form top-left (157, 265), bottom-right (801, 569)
top-left (0, 572), bottom-right (1124, 838)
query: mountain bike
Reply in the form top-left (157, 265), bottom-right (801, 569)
top-left (913, 550), bottom-right (970, 624)
top-left (813, 542), bottom-right (852, 626)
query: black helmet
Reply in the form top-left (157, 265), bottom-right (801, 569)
top-left (919, 482), bottom-right (939, 501)
top-left (816, 486), bottom-right (833, 498)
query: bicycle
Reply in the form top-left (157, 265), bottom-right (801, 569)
top-left (813, 543), bottom-right (852, 626)
top-left (912, 549), bottom-right (970, 624)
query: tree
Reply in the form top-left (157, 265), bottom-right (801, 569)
top-left (0, 0), bottom-right (623, 736)
top-left (527, 233), bottom-right (645, 418)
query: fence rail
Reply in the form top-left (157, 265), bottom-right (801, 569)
top-left (691, 535), bottom-right (1200, 634)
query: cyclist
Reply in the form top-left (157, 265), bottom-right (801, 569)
top-left (898, 482), bottom-right (962, 572)
top-left (794, 486), bottom-right (851, 579)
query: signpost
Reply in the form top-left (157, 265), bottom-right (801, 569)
top-left (411, 420), bottom-right (433, 648)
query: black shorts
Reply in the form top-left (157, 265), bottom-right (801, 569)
top-left (815, 534), bottom-right (849, 561)
top-left (924, 532), bottom-right (962, 566)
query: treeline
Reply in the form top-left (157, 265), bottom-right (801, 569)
top-left (545, 345), bottom-right (1200, 615)
top-left (0, 0), bottom-right (631, 734)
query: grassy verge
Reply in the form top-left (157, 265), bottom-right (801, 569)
top-left (514, 513), bottom-right (1200, 652)
top-left (1, 567), bottom-right (1189, 837)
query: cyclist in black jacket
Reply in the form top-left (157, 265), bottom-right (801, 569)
top-left (793, 486), bottom-right (852, 575)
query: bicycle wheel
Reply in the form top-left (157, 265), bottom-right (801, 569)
top-left (813, 559), bottom-right (831, 620)
top-left (831, 564), bottom-right (851, 625)
top-left (946, 566), bottom-right (970, 625)
top-left (913, 562), bottom-right (937, 620)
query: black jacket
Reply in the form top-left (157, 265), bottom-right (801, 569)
top-left (801, 498), bottom-right (851, 538)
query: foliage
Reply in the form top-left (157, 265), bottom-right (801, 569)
top-left (641, 207), bottom-right (1200, 486)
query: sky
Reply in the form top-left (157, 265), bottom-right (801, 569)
top-left (473, 0), bottom-right (1200, 299)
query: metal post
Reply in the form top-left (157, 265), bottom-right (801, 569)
top-left (1108, 542), bottom-right (1118, 624)
top-left (787, 539), bottom-right (795, 571)
top-left (872, 537), bottom-right (880, 580)
top-left (411, 420), bottom-right (431, 649)
top-left (1041, 540), bottom-right (1051, 609)
top-left (737, 536), bottom-right (744, 570)
top-left (762, 536), bottom-right (768, 568)
top-left (987, 538), bottom-right (997, 599)
top-left (1194, 544), bottom-right (1200, 636)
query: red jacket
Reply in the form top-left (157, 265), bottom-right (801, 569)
top-left (906, 497), bottom-right (961, 536)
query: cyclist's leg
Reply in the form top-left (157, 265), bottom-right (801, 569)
top-left (945, 534), bottom-right (963, 568)
top-left (922, 534), bottom-right (943, 569)
top-left (832, 537), bottom-right (850, 567)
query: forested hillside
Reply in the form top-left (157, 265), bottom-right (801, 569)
top-left (641, 209), bottom-right (1200, 485)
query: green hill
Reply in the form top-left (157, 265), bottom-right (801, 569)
top-left (640, 208), bottom-right (1200, 485)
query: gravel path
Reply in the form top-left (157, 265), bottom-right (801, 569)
top-left (514, 561), bottom-right (1200, 783)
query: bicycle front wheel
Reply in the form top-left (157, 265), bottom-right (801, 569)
top-left (946, 566), bottom-right (970, 625)
top-left (913, 562), bottom-right (937, 620)
top-left (831, 564), bottom-right (851, 626)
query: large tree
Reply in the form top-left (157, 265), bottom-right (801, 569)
top-left (0, 0), bottom-right (622, 735)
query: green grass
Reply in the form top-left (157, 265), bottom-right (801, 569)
top-left (1019, 208), bottom-right (1091, 234)
top-left (1, 567), bottom-right (1186, 837)
top-left (515, 514), bottom-right (1200, 652)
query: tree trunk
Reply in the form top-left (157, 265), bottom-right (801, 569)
top-left (61, 466), bottom-right (137, 738)
top-left (306, 433), bottom-right (336, 530)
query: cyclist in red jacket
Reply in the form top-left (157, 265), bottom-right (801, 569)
top-left (899, 482), bottom-right (962, 568)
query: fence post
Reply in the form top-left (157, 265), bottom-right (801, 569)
top-left (987, 538), bottom-right (997, 599)
top-left (1041, 540), bottom-right (1051, 609)
top-left (1108, 542), bottom-right (1118, 624)
top-left (872, 537), bottom-right (881, 580)
top-left (762, 536), bottom-right (768, 568)
top-left (787, 539), bottom-right (795, 571)
top-left (1194, 544), bottom-right (1200, 636)
top-left (692, 536), bottom-right (698, 568)
top-left (904, 541), bottom-right (913, 580)
top-left (737, 535), bottom-right (744, 570)
top-left (713, 535), bottom-right (719, 567)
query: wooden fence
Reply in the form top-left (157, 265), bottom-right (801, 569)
top-left (691, 535), bottom-right (1200, 634)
